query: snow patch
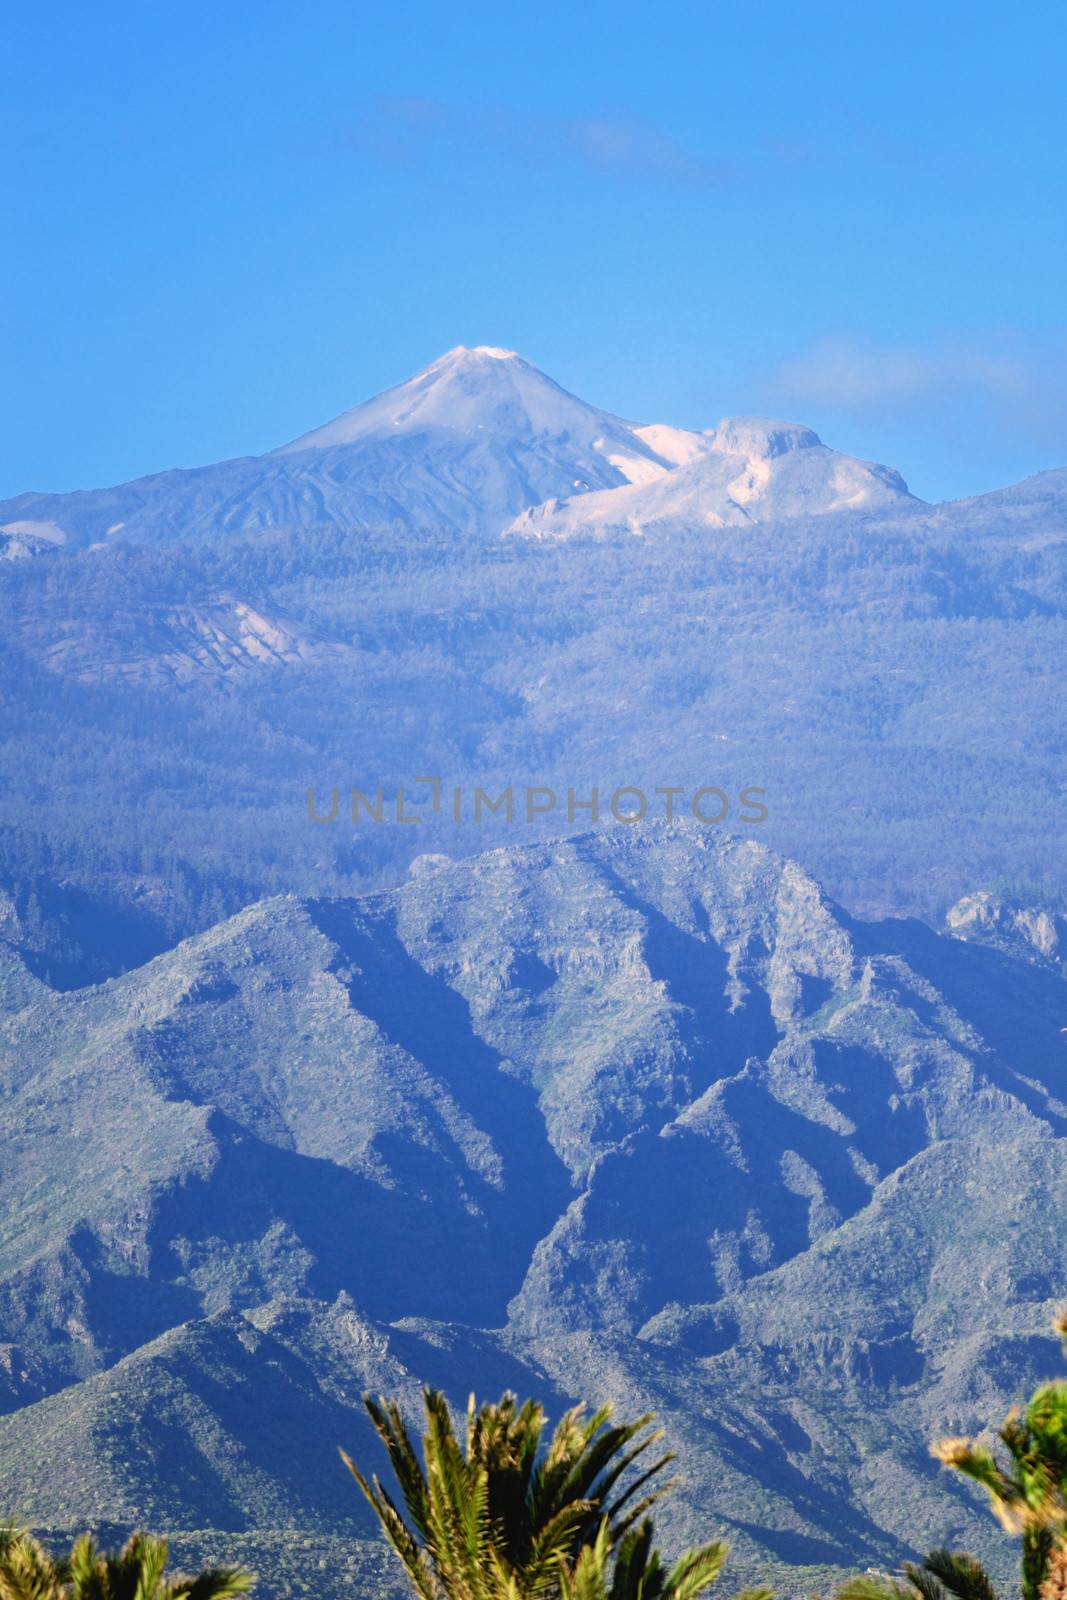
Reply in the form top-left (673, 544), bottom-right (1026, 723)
top-left (1, 519), bottom-right (66, 544)
top-left (633, 423), bottom-right (710, 468)
top-left (605, 451), bottom-right (670, 486)
top-left (705, 418), bottom-right (822, 459)
top-left (505, 412), bottom-right (916, 541)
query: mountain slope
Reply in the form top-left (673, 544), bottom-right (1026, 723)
top-left (0, 350), bottom-right (918, 553)
top-left (0, 348), bottom-right (704, 551)
top-left (3, 826), bottom-right (1067, 1586)
top-left (273, 345), bottom-right (696, 475)
top-left (506, 416), bottom-right (916, 539)
top-left (1, 826), bottom-right (1065, 1378)
top-left (1, 348), bottom-right (1064, 973)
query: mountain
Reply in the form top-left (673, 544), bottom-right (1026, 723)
top-left (272, 345), bottom-right (700, 475)
top-left (1, 825), bottom-right (1066, 1590)
top-left (0, 345), bottom-right (1065, 980)
top-left (0, 347), bottom-right (710, 551)
top-left (4, 348), bottom-right (1067, 1596)
top-left (0, 348), bottom-right (913, 553)
top-left (945, 890), bottom-right (1067, 968)
top-left (506, 416), bottom-right (915, 539)
top-left (0, 478), bottom-right (1064, 1000)
top-left (948, 467), bottom-right (1067, 517)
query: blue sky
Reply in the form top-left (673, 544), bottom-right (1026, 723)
top-left (4, 0), bottom-right (1066, 502)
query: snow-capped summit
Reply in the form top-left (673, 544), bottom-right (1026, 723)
top-left (506, 410), bottom-right (916, 540)
top-left (273, 344), bottom-right (700, 486)
top-left (704, 417), bottom-right (823, 458)
top-left (0, 346), bottom-right (918, 551)
top-left (274, 345), bottom-right (547, 451)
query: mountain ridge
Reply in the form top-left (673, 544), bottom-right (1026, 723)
top-left (1, 825), bottom-right (1064, 1587)
top-left (0, 348), bottom-right (919, 551)
top-left (3, 342), bottom-right (1067, 1598)
top-left (506, 414), bottom-right (916, 539)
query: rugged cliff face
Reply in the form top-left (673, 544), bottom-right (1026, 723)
top-left (946, 889), bottom-right (1067, 968)
top-left (1, 825), bottom-right (1064, 1588)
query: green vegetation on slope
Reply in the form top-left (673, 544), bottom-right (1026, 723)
top-left (1, 831), bottom-right (1065, 1585)
top-left (2, 497), bottom-right (1067, 985)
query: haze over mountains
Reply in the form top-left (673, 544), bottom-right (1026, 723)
top-left (0, 345), bottom-right (1065, 989)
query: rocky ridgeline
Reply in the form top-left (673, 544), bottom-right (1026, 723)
top-left (0, 824), bottom-right (1065, 1583)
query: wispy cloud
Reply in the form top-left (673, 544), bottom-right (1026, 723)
top-left (775, 334), bottom-right (1030, 408)
top-left (549, 111), bottom-right (737, 186)
top-left (342, 96), bottom-right (739, 188)
top-left (773, 331), bottom-right (1067, 451)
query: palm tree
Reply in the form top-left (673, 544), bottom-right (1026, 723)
top-left (926, 1358), bottom-right (1067, 1600)
top-left (0, 1530), bottom-right (251, 1600)
top-left (557, 1515), bottom-right (770, 1600)
top-left (342, 1387), bottom-right (741, 1600)
top-left (838, 1549), bottom-right (1000, 1600)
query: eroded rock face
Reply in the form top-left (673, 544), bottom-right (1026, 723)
top-left (946, 889), bottom-right (1066, 967)
top-left (2, 824), bottom-right (1067, 1579)
top-left (32, 595), bottom-right (323, 685)
top-left (2, 822), bottom-right (1065, 1380)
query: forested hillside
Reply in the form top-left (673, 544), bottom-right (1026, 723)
top-left (1, 827), bottom-right (1065, 1594)
top-left (2, 483), bottom-right (1066, 986)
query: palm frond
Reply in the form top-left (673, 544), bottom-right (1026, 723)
top-left (921, 1549), bottom-right (999, 1600)
top-left (169, 1568), bottom-right (253, 1600)
top-left (608, 1521), bottom-right (659, 1600)
top-left (341, 1455), bottom-right (438, 1600)
top-left (365, 1395), bottom-right (435, 1544)
top-left (836, 1576), bottom-right (914, 1600)
top-left (346, 1387), bottom-right (733, 1600)
top-left (662, 1540), bottom-right (728, 1600)
top-left (0, 1531), bottom-right (63, 1600)
top-left (901, 1562), bottom-right (946, 1600)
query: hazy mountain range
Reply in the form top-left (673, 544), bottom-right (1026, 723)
top-left (0, 346), bottom-right (1064, 991)
top-left (1, 349), bottom-right (1066, 1595)
top-left (0, 346), bottom-right (917, 552)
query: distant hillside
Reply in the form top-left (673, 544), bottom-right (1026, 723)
top-left (1, 827), bottom-right (1065, 1588)
top-left (1, 347), bottom-right (1065, 983)
top-left (2, 346), bottom-right (1066, 1593)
